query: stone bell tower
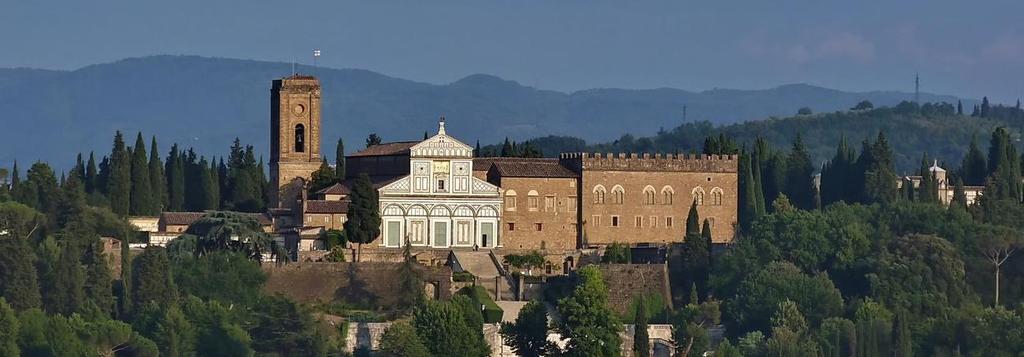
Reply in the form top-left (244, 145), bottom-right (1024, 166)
top-left (269, 75), bottom-right (323, 209)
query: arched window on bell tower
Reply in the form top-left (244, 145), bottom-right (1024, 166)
top-left (294, 124), bottom-right (306, 153)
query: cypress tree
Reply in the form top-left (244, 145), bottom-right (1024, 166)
top-left (860, 132), bottom-right (897, 205)
top-left (85, 152), bottom-right (98, 195)
top-left (917, 154), bottom-right (937, 203)
top-left (217, 158), bottom-right (228, 209)
top-left (149, 136), bottom-right (166, 212)
top-left (501, 138), bottom-right (513, 157)
top-left (957, 100), bottom-right (963, 115)
top-left (97, 156), bottom-right (111, 196)
top-left (209, 159), bottom-right (221, 210)
top-left (739, 150), bottom-right (758, 232)
top-left (131, 247), bottom-right (176, 312)
top-left (335, 138), bottom-right (346, 179)
top-left (47, 243), bottom-right (85, 315)
top-left (165, 145), bottom-right (185, 211)
top-left (474, 140), bottom-right (481, 157)
top-left (309, 158), bottom-right (337, 195)
top-left (0, 230), bottom-right (42, 310)
top-left (83, 239), bottom-right (114, 317)
top-left (0, 299), bottom-right (18, 356)
top-left (344, 173), bottom-right (382, 262)
top-left (10, 161), bottom-right (18, 189)
top-left (950, 178), bottom-right (968, 211)
top-left (72, 153), bottom-right (86, 183)
top-left (108, 131), bottom-right (132, 216)
top-left (129, 133), bottom-right (155, 215)
top-left (981, 96), bottom-right (991, 117)
top-left (633, 297), bottom-right (650, 357)
top-left (892, 312), bottom-right (912, 357)
top-left (751, 151), bottom-right (767, 218)
top-left (962, 134), bottom-right (988, 186)
top-left (197, 157), bottom-right (217, 210)
top-left (784, 134), bottom-right (815, 210)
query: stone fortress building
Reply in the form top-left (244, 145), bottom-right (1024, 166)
top-left (268, 75), bottom-right (739, 257)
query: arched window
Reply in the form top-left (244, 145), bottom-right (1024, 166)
top-left (504, 190), bottom-right (517, 211)
top-left (692, 187), bottom-right (705, 206)
top-left (711, 187), bottom-right (724, 206)
top-left (661, 186), bottom-right (674, 205)
top-left (612, 185), bottom-right (625, 204)
top-left (643, 186), bottom-right (656, 205)
top-left (294, 124), bottom-right (306, 153)
top-left (593, 185), bottom-right (606, 204)
top-left (528, 190), bottom-right (539, 211)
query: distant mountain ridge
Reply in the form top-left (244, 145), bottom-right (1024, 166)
top-left (0, 55), bottom-right (973, 169)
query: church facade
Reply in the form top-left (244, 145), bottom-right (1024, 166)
top-left (267, 75), bottom-right (739, 256)
top-left (374, 121), bottom-right (504, 249)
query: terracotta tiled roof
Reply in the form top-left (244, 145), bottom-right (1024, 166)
top-left (473, 157), bottom-right (559, 172)
top-left (160, 211), bottom-right (272, 226)
top-left (305, 200), bottom-right (349, 214)
top-left (316, 183), bottom-right (350, 195)
top-left (349, 141), bottom-right (420, 157)
top-left (490, 159), bottom-right (578, 178)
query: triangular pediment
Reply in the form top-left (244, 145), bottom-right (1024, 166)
top-left (410, 133), bottom-right (473, 158)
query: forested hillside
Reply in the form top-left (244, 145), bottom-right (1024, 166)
top-left (498, 100), bottom-right (1024, 171)
top-left (0, 55), bottom-right (970, 170)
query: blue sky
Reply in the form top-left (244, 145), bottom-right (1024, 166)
top-left (2, 0), bottom-right (1022, 102)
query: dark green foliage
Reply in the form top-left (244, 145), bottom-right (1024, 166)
top-left (961, 134), bottom-right (988, 186)
top-left (249, 295), bottom-right (327, 356)
top-left (379, 322), bottom-right (430, 357)
top-left (729, 261), bottom-right (843, 335)
top-left (224, 139), bottom-right (265, 212)
top-left (555, 266), bottom-right (622, 357)
top-left (852, 100), bottom-right (874, 110)
top-left (702, 133), bottom-right (739, 155)
top-left (131, 246), bottom-right (176, 312)
top-left (816, 317), bottom-right (855, 357)
top-left (170, 211), bottom-right (284, 262)
top-left (309, 158), bottom-right (337, 194)
top-left (180, 296), bottom-right (253, 356)
top-left (458, 286), bottom-right (503, 323)
top-left (672, 299), bottom-right (720, 357)
top-left (396, 241), bottom-right (425, 311)
top-left (413, 298), bottom-right (490, 357)
top-left (129, 133), bottom-right (157, 215)
top-left (13, 162), bottom-right (59, 217)
top-left (499, 300), bottom-right (552, 357)
top-left (335, 138), bottom-right (346, 179)
top-left (680, 202), bottom-right (710, 302)
top-left (172, 251), bottom-right (266, 307)
top-left (503, 251), bottom-right (545, 271)
top-left (867, 234), bottom-right (973, 319)
top-left (344, 173), bottom-right (381, 261)
top-left (0, 203), bottom-right (42, 310)
top-left (148, 137), bottom-right (166, 211)
top-left (797, 107), bottom-right (813, 115)
top-left (82, 240), bottom-right (114, 318)
top-left (107, 131), bottom-right (131, 215)
top-left (633, 297), bottom-right (650, 357)
top-left (0, 299), bottom-right (18, 356)
top-left (602, 242), bottom-right (631, 263)
top-left (165, 144), bottom-right (186, 211)
top-left (366, 133), bottom-right (382, 147)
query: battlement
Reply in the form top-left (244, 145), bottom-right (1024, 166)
top-left (559, 152), bottom-right (738, 173)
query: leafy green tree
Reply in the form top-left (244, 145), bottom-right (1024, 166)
top-left (414, 299), bottom-right (490, 357)
top-left (42, 242), bottom-right (85, 316)
top-left (335, 138), bottom-right (346, 179)
top-left (817, 317), bottom-right (855, 357)
top-left (180, 296), bottom-right (253, 356)
top-left (396, 240), bottom-right (425, 311)
top-left (13, 162), bottom-right (59, 216)
top-left (170, 211), bottom-right (284, 262)
top-left (82, 239), bottom-right (114, 318)
top-left (172, 251), bottom-right (266, 307)
top-left (225, 139), bottom-right (265, 212)
top-left (868, 234), bottom-right (973, 318)
top-left (796, 107), bottom-right (813, 115)
top-left (131, 246), bottom-right (177, 312)
top-left (108, 131), bottom-right (132, 216)
top-left (962, 134), bottom-right (988, 186)
top-left (344, 173), bottom-right (381, 261)
top-left (672, 299), bottom-right (720, 357)
top-left (129, 133), bottom-right (156, 215)
top-left (681, 201), bottom-right (710, 301)
top-left (379, 322), bottom-right (430, 357)
top-left (765, 300), bottom-right (819, 356)
top-left (151, 304), bottom-right (197, 357)
top-left (0, 203), bottom-right (42, 311)
top-left (602, 242), bottom-right (631, 263)
top-left (633, 297), bottom-right (650, 357)
top-left (859, 132), bottom-right (897, 204)
top-left (499, 300), bottom-right (552, 357)
top-left (249, 295), bottom-right (327, 356)
top-left (555, 266), bottom-right (622, 357)
top-left (309, 158), bottom-right (337, 195)
top-left (853, 299), bottom-right (892, 357)
top-left (729, 261), bottom-right (843, 334)
top-left (852, 100), bottom-right (874, 110)
top-left (366, 133), bottom-right (382, 147)
top-left (0, 299), bottom-right (19, 356)
top-left (148, 137), bottom-right (166, 211)
top-left (950, 177), bottom-right (968, 211)
top-left (716, 338), bottom-right (742, 357)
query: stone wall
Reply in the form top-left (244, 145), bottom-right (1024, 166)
top-left (496, 176), bottom-right (579, 251)
top-left (262, 262), bottom-right (453, 306)
top-left (594, 263), bottom-right (673, 316)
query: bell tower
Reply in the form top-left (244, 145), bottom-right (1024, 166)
top-left (269, 75), bottom-right (323, 209)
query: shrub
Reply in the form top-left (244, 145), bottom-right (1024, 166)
top-left (458, 286), bottom-right (504, 323)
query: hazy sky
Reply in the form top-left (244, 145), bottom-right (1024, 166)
top-left (3, 0), bottom-right (1022, 102)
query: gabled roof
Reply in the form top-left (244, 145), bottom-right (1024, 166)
top-left (159, 211), bottom-right (272, 226)
top-left (349, 141), bottom-right (420, 157)
top-left (490, 159), bottom-right (578, 178)
top-left (316, 183), bottom-right (350, 195)
top-left (305, 200), bottom-right (349, 214)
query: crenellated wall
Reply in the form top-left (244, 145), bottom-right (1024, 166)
top-left (559, 152), bottom-right (738, 173)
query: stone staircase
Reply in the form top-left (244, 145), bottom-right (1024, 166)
top-left (449, 250), bottom-right (515, 300)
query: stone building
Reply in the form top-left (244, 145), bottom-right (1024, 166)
top-left (898, 161), bottom-right (984, 205)
top-left (266, 75), bottom-right (739, 255)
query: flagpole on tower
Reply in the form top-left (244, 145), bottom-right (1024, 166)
top-left (313, 49), bottom-right (321, 76)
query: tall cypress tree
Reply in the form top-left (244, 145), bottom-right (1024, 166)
top-left (165, 145), bottom-right (186, 211)
top-left (0, 231), bottom-right (42, 310)
top-left (751, 151), bottom-right (767, 218)
top-left (129, 133), bottom-right (155, 215)
top-left (209, 159), bottom-right (221, 210)
top-left (335, 138), bottom-right (346, 179)
top-left (217, 158), bottom-right (228, 209)
top-left (950, 178), bottom-right (968, 211)
top-left (821, 135), bottom-right (856, 205)
top-left (72, 153), bottom-right (86, 183)
top-left (784, 134), bottom-right (815, 210)
top-left (149, 136), bottom-right (166, 212)
top-left (633, 297), bottom-right (650, 357)
top-left (957, 100), bottom-right (963, 115)
top-left (9, 161), bottom-right (18, 189)
top-left (344, 173), bottom-right (382, 262)
top-left (859, 132), bottom-right (897, 205)
top-left (108, 131), bottom-right (132, 216)
top-left (962, 134), bottom-right (988, 186)
top-left (85, 152), bottom-right (98, 195)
